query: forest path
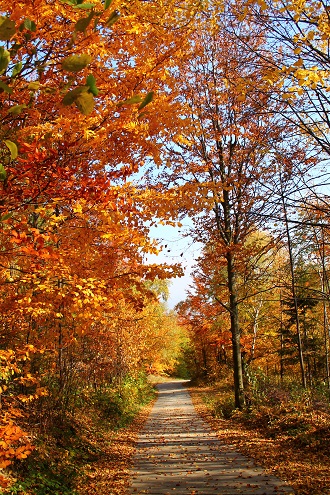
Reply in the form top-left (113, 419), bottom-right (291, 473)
top-left (128, 380), bottom-right (294, 495)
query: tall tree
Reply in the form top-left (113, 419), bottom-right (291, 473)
top-left (234, 0), bottom-right (330, 159)
top-left (0, 0), bottom-right (199, 484)
top-left (149, 5), bottom-right (305, 407)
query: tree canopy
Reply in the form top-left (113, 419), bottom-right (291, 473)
top-left (1, 0), bottom-right (330, 490)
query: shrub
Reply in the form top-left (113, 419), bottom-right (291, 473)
top-left (92, 372), bottom-right (156, 428)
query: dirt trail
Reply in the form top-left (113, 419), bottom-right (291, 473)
top-left (128, 380), bottom-right (294, 495)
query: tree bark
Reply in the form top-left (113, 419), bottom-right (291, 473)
top-left (227, 251), bottom-right (246, 408)
top-left (281, 188), bottom-right (306, 388)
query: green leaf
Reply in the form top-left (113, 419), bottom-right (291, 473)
top-left (28, 81), bottom-right (40, 91)
top-left (11, 62), bottom-right (23, 78)
top-left (10, 43), bottom-right (22, 57)
top-left (4, 140), bottom-right (18, 160)
top-left (86, 74), bottom-right (99, 96)
top-left (104, 0), bottom-right (113, 9)
top-left (8, 104), bottom-right (27, 115)
top-left (0, 47), bottom-right (10, 74)
top-left (118, 95), bottom-right (142, 107)
top-left (0, 17), bottom-right (16, 41)
top-left (106, 10), bottom-right (120, 27)
top-left (74, 12), bottom-right (94, 33)
top-left (0, 212), bottom-right (12, 221)
top-left (20, 19), bottom-right (37, 32)
top-left (0, 164), bottom-right (7, 181)
top-left (0, 81), bottom-right (12, 93)
top-left (138, 91), bottom-right (154, 111)
top-left (76, 91), bottom-right (95, 115)
top-left (44, 87), bottom-right (56, 94)
top-left (62, 54), bottom-right (92, 72)
top-left (62, 86), bottom-right (88, 106)
top-left (63, 85), bottom-right (95, 114)
top-left (25, 19), bottom-right (36, 32)
top-left (73, 3), bottom-right (96, 9)
top-left (68, 32), bottom-right (77, 48)
top-left (60, 0), bottom-right (78, 5)
top-left (93, 16), bottom-right (100, 30)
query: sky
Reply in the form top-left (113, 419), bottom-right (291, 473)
top-left (145, 222), bottom-right (201, 309)
top-left (130, 170), bottom-right (201, 309)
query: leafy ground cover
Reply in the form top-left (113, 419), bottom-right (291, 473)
top-left (6, 373), bottom-right (329, 495)
top-left (187, 377), bottom-right (330, 495)
top-left (4, 375), bottom-right (156, 495)
top-left (76, 396), bottom-right (156, 495)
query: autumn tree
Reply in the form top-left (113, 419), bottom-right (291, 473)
top-left (226, 0), bottom-right (330, 389)
top-left (282, 201), bottom-right (330, 387)
top-left (0, 0), bottom-right (200, 486)
top-left (234, 0), bottom-right (330, 169)
top-left (148, 3), bottom-right (311, 408)
top-left (178, 230), bottom-right (289, 383)
top-left (177, 254), bottom-right (233, 379)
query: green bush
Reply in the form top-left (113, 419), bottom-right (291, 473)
top-left (9, 451), bottom-right (78, 495)
top-left (203, 393), bottom-right (236, 419)
top-left (92, 372), bottom-right (156, 428)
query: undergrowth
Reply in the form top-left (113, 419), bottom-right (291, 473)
top-left (5, 373), bottom-right (156, 495)
top-left (199, 367), bottom-right (330, 454)
top-left (189, 373), bottom-right (330, 495)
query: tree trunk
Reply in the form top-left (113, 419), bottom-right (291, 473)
top-left (227, 251), bottom-right (245, 409)
top-left (280, 293), bottom-right (284, 382)
top-left (250, 301), bottom-right (261, 363)
top-left (320, 233), bottom-right (330, 394)
top-left (280, 182), bottom-right (306, 388)
top-left (322, 299), bottom-right (330, 393)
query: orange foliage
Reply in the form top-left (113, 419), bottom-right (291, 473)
top-left (0, 0), bottom-right (197, 486)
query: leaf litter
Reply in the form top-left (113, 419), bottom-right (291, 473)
top-left (77, 399), bottom-right (155, 495)
top-left (188, 383), bottom-right (330, 495)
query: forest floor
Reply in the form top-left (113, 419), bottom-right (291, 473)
top-left (76, 378), bottom-right (330, 495)
top-left (75, 398), bottom-right (156, 495)
top-left (6, 382), bottom-right (157, 495)
top-left (188, 382), bottom-right (330, 495)
top-left (8, 377), bottom-right (329, 494)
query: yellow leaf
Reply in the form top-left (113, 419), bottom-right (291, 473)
top-left (4, 139), bottom-right (18, 159)
top-left (28, 81), bottom-right (40, 91)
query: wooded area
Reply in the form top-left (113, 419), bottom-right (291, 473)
top-left (0, 0), bottom-right (330, 492)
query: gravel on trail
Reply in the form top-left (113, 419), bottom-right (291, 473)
top-left (128, 380), bottom-right (295, 495)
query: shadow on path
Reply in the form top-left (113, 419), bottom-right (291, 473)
top-left (128, 380), bottom-right (294, 495)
